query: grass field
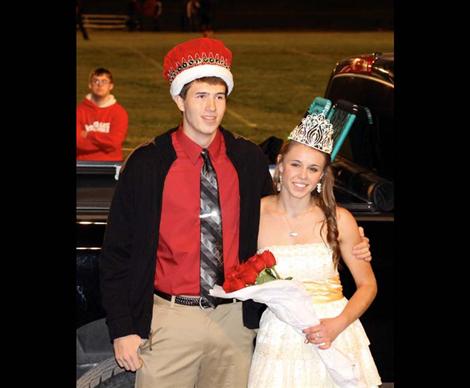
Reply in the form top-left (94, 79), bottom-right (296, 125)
top-left (77, 31), bottom-right (393, 157)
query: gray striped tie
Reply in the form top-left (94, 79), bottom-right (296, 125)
top-left (199, 149), bottom-right (224, 307)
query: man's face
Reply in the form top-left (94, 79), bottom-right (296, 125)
top-left (174, 81), bottom-right (227, 147)
top-left (88, 75), bottom-right (114, 99)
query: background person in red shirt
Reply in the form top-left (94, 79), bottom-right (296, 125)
top-left (142, 0), bottom-right (163, 31)
top-left (76, 68), bottom-right (128, 161)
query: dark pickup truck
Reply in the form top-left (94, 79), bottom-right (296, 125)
top-left (76, 52), bottom-right (394, 387)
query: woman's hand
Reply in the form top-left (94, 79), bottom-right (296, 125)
top-left (302, 316), bottom-right (347, 349)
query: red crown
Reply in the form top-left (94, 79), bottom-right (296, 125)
top-left (163, 38), bottom-right (232, 83)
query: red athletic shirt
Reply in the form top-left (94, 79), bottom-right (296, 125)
top-left (76, 95), bottom-right (128, 161)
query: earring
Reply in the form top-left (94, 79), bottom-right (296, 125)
top-left (277, 176), bottom-right (283, 192)
top-left (316, 182), bottom-right (322, 193)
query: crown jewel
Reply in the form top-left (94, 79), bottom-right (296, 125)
top-left (287, 113), bottom-right (334, 154)
top-left (166, 52), bottom-right (231, 83)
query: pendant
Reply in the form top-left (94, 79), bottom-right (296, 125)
top-left (289, 231), bottom-right (299, 237)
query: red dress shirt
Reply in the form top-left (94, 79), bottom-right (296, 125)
top-left (154, 127), bottom-right (240, 295)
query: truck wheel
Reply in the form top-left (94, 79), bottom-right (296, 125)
top-left (76, 357), bottom-right (135, 388)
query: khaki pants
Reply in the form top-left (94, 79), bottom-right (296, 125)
top-left (136, 295), bottom-right (256, 388)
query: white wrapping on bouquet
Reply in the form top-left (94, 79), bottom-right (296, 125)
top-left (210, 280), bottom-right (360, 388)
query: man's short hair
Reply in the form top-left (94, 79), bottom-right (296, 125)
top-left (179, 76), bottom-right (228, 99)
top-left (89, 67), bottom-right (114, 83)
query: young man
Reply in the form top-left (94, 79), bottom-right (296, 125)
top-left (76, 68), bottom-right (128, 161)
top-left (100, 37), bottom-right (371, 388)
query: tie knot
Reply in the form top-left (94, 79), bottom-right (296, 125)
top-left (201, 149), bottom-right (212, 168)
top-left (201, 148), bottom-right (213, 177)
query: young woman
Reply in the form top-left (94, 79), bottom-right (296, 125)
top-left (248, 113), bottom-right (382, 387)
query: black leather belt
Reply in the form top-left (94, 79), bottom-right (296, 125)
top-left (154, 289), bottom-right (237, 309)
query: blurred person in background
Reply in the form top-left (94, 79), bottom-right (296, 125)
top-left (186, 0), bottom-right (200, 32)
top-left (76, 68), bottom-right (128, 161)
top-left (127, 0), bottom-right (142, 31)
top-left (76, 0), bottom-right (89, 40)
top-left (199, 0), bottom-right (214, 36)
top-left (142, 0), bottom-right (163, 31)
top-left (153, 0), bottom-right (163, 31)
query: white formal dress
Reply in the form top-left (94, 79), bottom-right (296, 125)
top-left (248, 243), bottom-right (382, 388)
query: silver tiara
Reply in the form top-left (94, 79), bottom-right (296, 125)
top-left (287, 113), bottom-right (334, 154)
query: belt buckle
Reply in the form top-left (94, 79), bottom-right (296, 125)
top-left (198, 297), bottom-right (213, 310)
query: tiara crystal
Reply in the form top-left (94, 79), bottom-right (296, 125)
top-left (287, 113), bottom-right (334, 154)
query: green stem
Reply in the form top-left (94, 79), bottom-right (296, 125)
top-left (270, 266), bottom-right (281, 280)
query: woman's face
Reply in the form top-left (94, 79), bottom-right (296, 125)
top-left (278, 142), bottom-right (326, 198)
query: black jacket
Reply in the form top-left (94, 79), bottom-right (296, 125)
top-left (100, 127), bottom-right (274, 341)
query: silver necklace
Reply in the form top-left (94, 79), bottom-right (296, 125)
top-left (282, 207), bottom-right (316, 238)
top-left (283, 214), bottom-right (300, 237)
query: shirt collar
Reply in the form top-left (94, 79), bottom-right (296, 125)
top-left (175, 124), bottom-right (223, 165)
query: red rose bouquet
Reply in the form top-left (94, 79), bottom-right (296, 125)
top-left (222, 250), bottom-right (288, 292)
top-left (211, 249), bottom-right (360, 387)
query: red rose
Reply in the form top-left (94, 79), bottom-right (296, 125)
top-left (260, 250), bottom-right (276, 267)
top-left (221, 251), bottom-right (281, 292)
top-left (247, 254), bottom-right (266, 272)
top-left (223, 276), bottom-right (245, 292)
top-left (237, 262), bottom-right (258, 284)
top-left (223, 269), bottom-right (246, 292)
